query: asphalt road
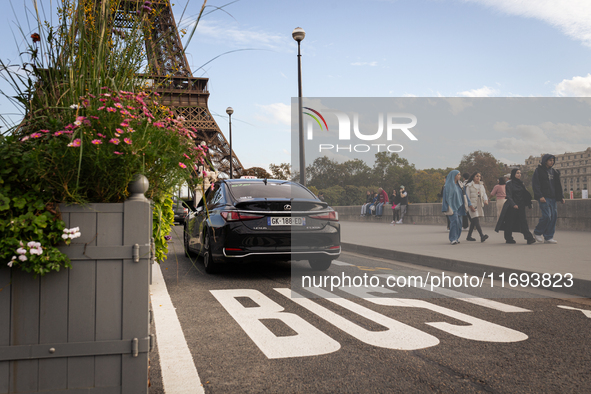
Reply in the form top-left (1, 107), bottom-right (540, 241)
top-left (149, 226), bottom-right (591, 393)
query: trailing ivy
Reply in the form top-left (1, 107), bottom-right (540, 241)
top-left (152, 193), bottom-right (175, 262)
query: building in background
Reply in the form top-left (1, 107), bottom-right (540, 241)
top-left (524, 147), bottom-right (591, 193)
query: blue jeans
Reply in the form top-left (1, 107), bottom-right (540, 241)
top-left (534, 198), bottom-right (557, 240)
top-left (376, 202), bottom-right (384, 216)
top-left (449, 211), bottom-right (462, 243)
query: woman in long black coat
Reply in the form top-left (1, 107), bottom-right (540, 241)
top-left (494, 169), bottom-right (536, 244)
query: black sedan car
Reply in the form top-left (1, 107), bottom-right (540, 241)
top-left (183, 179), bottom-right (340, 273)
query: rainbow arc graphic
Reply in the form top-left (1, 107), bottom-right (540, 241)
top-left (303, 107), bottom-right (329, 131)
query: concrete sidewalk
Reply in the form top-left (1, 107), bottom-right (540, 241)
top-left (339, 221), bottom-right (591, 297)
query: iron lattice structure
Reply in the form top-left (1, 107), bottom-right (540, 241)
top-left (111, 0), bottom-right (243, 177)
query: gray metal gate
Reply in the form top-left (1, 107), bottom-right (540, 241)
top-left (0, 198), bottom-right (152, 393)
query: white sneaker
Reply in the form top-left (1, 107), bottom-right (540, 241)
top-left (451, 240), bottom-right (458, 245)
top-left (544, 238), bottom-right (558, 244)
top-left (396, 220), bottom-right (403, 224)
top-left (534, 234), bottom-right (544, 243)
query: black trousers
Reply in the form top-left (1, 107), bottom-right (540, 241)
top-left (504, 207), bottom-right (534, 241)
top-left (467, 216), bottom-right (484, 238)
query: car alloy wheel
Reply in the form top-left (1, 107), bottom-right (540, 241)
top-left (184, 225), bottom-right (196, 257)
top-left (203, 229), bottom-right (218, 274)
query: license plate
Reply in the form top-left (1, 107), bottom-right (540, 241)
top-left (268, 217), bottom-right (305, 226)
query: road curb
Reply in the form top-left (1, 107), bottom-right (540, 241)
top-left (341, 242), bottom-right (591, 298)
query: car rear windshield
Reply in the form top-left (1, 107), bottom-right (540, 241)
top-left (227, 181), bottom-right (316, 200)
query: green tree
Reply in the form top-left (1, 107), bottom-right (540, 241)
top-left (243, 167), bottom-right (272, 178)
top-left (269, 163), bottom-right (292, 180)
top-left (458, 151), bottom-right (508, 193)
top-left (413, 171), bottom-right (445, 203)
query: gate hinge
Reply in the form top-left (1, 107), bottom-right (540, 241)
top-left (133, 244), bottom-right (140, 263)
top-left (132, 338), bottom-right (138, 357)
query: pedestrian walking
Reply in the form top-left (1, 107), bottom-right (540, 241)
top-left (490, 177), bottom-right (507, 221)
top-left (396, 186), bottom-right (408, 224)
top-left (464, 171), bottom-right (489, 242)
top-left (532, 154), bottom-right (565, 243)
top-left (495, 169), bottom-right (536, 244)
top-left (442, 170), bottom-right (472, 245)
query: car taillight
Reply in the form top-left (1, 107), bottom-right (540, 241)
top-left (221, 211), bottom-right (264, 221)
top-left (183, 208), bottom-right (188, 214)
top-left (309, 211), bottom-right (338, 221)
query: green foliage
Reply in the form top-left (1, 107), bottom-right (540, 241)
top-left (20, 89), bottom-right (207, 204)
top-left (413, 171), bottom-right (445, 203)
top-left (152, 194), bottom-right (174, 262)
top-left (0, 1), bottom-right (211, 276)
top-left (458, 150), bottom-right (508, 192)
top-left (0, 135), bottom-right (72, 276)
top-left (243, 167), bottom-right (272, 178)
top-left (269, 163), bottom-right (293, 180)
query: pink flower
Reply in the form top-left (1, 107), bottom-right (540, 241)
top-left (106, 107), bottom-right (116, 112)
top-left (127, 128), bottom-right (135, 133)
top-left (124, 138), bottom-right (132, 145)
top-left (40, 129), bottom-right (50, 133)
top-left (54, 131), bottom-right (64, 136)
top-left (30, 132), bottom-right (43, 139)
top-left (114, 151), bottom-right (123, 155)
top-left (115, 128), bottom-right (124, 134)
top-left (109, 138), bottom-right (120, 145)
top-left (97, 133), bottom-right (106, 138)
top-left (120, 122), bottom-right (129, 127)
top-left (183, 153), bottom-right (190, 159)
top-left (91, 139), bottom-right (102, 145)
top-left (68, 139), bottom-right (81, 147)
top-left (114, 103), bottom-right (123, 109)
top-left (99, 98), bottom-right (107, 103)
top-left (179, 162), bottom-right (187, 169)
top-left (90, 116), bottom-right (99, 120)
top-left (126, 106), bottom-right (136, 110)
top-left (98, 106), bottom-right (105, 111)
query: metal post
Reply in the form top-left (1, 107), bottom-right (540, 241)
top-left (297, 40), bottom-right (305, 185)
top-left (226, 107), bottom-right (234, 179)
top-left (229, 113), bottom-right (233, 179)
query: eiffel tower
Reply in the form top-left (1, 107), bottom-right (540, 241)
top-left (110, 0), bottom-right (243, 177)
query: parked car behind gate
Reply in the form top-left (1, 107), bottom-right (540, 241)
top-left (183, 179), bottom-right (341, 273)
top-left (173, 197), bottom-right (188, 224)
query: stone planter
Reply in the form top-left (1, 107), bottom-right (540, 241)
top-left (0, 179), bottom-right (153, 393)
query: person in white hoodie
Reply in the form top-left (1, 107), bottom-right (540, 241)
top-left (464, 171), bottom-right (489, 242)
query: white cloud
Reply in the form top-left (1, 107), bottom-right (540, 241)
top-left (402, 93), bottom-right (417, 97)
top-left (351, 61), bottom-right (378, 66)
top-left (194, 20), bottom-right (291, 51)
top-left (457, 86), bottom-right (498, 97)
top-left (463, 0), bottom-right (591, 47)
top-left (478, 121), bottom-right (591, 155)
top-left (555, 74), bottom-right (591, 96)
top-left (255, 103), bottom-right (291, 125)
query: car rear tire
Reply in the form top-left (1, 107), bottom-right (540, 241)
top-left (203, 229), bottom-right (219, 274)
top-left (308, 257), bottom-right (332, 271)
top-left (183, 225), bottom-right (196, 257)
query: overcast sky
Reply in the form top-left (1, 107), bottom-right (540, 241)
top-left (2, 0), bottom-right (591, 170)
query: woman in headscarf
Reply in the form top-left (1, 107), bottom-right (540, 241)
top-left (495, 169), bottom-right (536, 244)
top-left (442, 170), bottom-right (472, 245)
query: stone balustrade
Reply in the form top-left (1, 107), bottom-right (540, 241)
top-left (334, 199), bottom-right (591, 231)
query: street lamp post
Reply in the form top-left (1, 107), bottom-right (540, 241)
top-left (226, 107), bottom-right (234, 179)
top-left (292, 27), bottom-right (306, 185)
